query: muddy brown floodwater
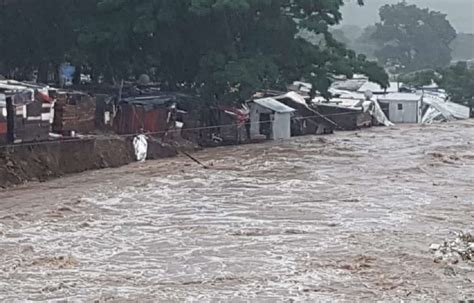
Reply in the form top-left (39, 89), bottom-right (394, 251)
top-left (0, 121), bottom-right (473, 302)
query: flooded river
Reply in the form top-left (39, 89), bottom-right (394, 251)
top-left (0, 121), bottom-right (473, 302)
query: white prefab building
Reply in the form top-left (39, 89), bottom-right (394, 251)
top-left (249, 98), bottom-right (296, 140)
top-left (378, 93), bottom-right (423, 123)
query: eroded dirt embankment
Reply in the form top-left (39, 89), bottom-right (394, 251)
top-left (0, 137), bottom-right (178, 187)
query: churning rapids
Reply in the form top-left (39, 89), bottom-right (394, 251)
top-left (0, 121), bottom-right (473, 302)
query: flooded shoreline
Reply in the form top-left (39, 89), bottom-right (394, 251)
top-left (0, 121), bottom-right (473, 301)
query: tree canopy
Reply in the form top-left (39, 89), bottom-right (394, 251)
top-left (0, 0), bottom-right (77, 81)
top-left (399, 62), bottom-right (474, 109)
top-left (0, 0), bottom-right (388, 104)
top-left (437, 62), bottom-right (474, 108)
top-left (370, 2), bottom-right (457, 73)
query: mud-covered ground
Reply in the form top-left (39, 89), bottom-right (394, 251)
top-left (0, 121), bottom-right (473, 302)
top-left (0, 136), bottom-right (179, 188)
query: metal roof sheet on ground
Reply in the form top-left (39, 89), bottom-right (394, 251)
top-left (378, 93), bottom-right (422, 102)
top-left (444, 102), bottom-right (470, 120)
top-left (253, 98), bottom-right (296, 113)
top-left (357, 81), bottom-right (399, 94)
top-left (422, 94), bottom-right (470, 122)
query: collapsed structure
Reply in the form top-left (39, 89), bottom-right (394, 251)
top-left (326, 77), bottom-right (470, 126)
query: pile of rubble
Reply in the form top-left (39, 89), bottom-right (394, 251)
top-left (430, 232), bottom-right (474, 264)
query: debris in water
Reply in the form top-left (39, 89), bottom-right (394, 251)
top-left (31, 255), bottom-right (79, 269)
top-left (430, 232), bottom-right (473, 264)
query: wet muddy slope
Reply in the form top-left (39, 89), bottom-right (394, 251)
top-left (0, 137), bottom-right (178, 188)
top-left (0, 121), bottom-right (473, 301)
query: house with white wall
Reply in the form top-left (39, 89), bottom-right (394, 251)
top-left (249, 98), bottom-right (295, 140)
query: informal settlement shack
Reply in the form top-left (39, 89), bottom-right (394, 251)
top-left (0, 80), bottom-right (52, 144)
top-left (206, 106), bottom-right (250, 145)
top-left (378, 93), bottom-right (423, 124)
top-left (52, 90), bottom-right (96, 135)
top-left (249, 98), bottom-right (296, 140)
top-left (255, 90), bottom-right (337, 135)
top-left (114, 92), bottom-right (192, 139)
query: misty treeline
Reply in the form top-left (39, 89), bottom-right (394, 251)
top-left (332, 2), bottom-right (474, 107)
top-left (0, 0), bottom-right (387, 104)
top-left (333, 2), bottom-right (473, 70)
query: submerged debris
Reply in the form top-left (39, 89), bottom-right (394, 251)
top-left (430, 232), bottom-right (474, 264)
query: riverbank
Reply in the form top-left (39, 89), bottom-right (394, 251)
top-left (0, 136), bottom-right (179, 188)
top-left (1, 119), bottom-right (472, 188)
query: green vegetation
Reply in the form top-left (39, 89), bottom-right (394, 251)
top-left (334, 3), bottom-right (466, 72)
top-left (370, 2), bottom-right (456, 72)
top-left (400, 63), bottom-right (474, 109)
top-left (437, 62), bottom-right (474, 108)
top-left (331, 2), bottom-right (473, 109)
top-left (0, 0), bottom-right (388, 105)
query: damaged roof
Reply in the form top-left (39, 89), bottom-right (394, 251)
top-left (120, 93), bottom-right (194, 106)
top-left (253, 98), bottom-right (296, 113)
top-left (378, 93), bottom-right (423, 102)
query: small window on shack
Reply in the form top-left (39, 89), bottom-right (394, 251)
top-left (397, 103), bottom-right (403, 111)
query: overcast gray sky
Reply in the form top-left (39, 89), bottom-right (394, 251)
top-left (340, 0), bottom-right (474, 33)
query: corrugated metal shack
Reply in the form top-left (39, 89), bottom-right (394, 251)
top-left (0, 91), bottom-right (51, 144)
top-left (258, 90), bottom-right (337, 135)
top-left (52, 91), bottom-right (96, 135)
top-left (114, 93), bottom-right (191, 136)
top-left (378, 93), bottom-right (422, 124)
top-left (206, 106), bottom-right (249, 145)
top-left (0, 93), bottom-right (6, 143)
top-left (312, 98), bottom-right (372, 130)
top-left (249, 98), bottom-right (296, 140)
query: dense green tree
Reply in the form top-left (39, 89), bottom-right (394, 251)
top-left (1, 0), bottom-right (388, 105)
top-left (0, 0), bottom-right (77, 82)
top-left (437, 62), bottom-right (474, 110)
top-left (371, 2), bottom-right (457, 73)
top-left (85, 0), bottom-right (386, 103)
top-left (399, 63), bottom-right (474, 112)
top-left (398, 69), bottom-right (437, 88)
top-left (74, 0), bottom-right (150, 84)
